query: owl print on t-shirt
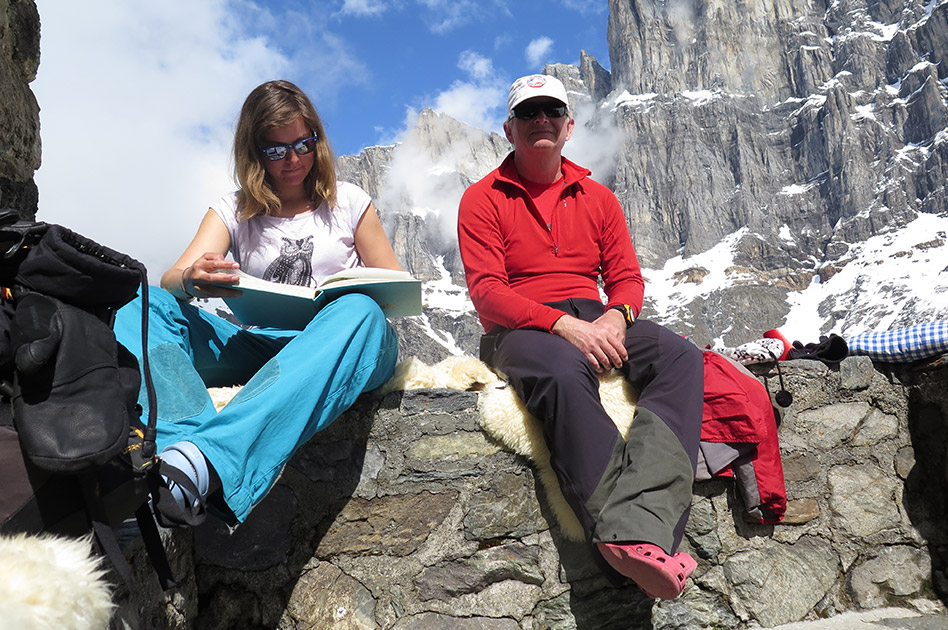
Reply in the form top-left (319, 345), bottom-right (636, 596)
top-left (263, 236), bottom-right (314, 286)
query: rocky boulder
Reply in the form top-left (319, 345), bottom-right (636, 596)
top-left (0, 0), bottom-right (40, 218)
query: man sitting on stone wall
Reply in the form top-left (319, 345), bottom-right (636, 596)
top-left (457, 74), bottom-right (703, 599)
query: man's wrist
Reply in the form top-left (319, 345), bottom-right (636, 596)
top-left (609, 304), bottom-right (635, 328)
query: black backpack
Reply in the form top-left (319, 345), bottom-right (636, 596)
top-left (0, 211), bottom-right (196, 589)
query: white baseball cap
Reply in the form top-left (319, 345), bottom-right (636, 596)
top-left (506, 74), bottom-right (570, 120)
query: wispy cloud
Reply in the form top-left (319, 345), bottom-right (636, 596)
top-left (562, 99), bottom-right (625, 185)
top-left (33, 1), bottom-right (291, 280)
top-left (558, 0), bottom-right (608, 14)
top-left (373, 49), bottom-right (510, 244)
top-left (338, 0), bottom-right (391, 17)
top-left (526, 36), bottom-right (554, 67)
top-left (430, 51), bottom-right (507, 133)
top-left (458, 50), bottom-right (494, 82)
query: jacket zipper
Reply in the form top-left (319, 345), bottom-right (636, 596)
top-left (549, 197), bottom-right (566, 256)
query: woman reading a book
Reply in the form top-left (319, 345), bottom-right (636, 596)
top-left (113, 80), bottom-right (402, 525)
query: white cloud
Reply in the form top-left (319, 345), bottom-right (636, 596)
top-left (493, 33), bottom-right (513, 50)
top-left (425, 51), bottom-right (507, 133)
top-left (372, 50), bottom-right (510, 244)
top-left (338, 0), bottom-right (391, 17)
top-left (432, 82), bottom-right (507, 133)
top-left (378, 50), bottom-right (506, 141)
top-left (31, 0), bottom-right (366, 283)
top-left (562, 99), bottom-right (625, 186)
top-left (457, 51), bottom-right (495, 83)
top-left (526, 36), bottom-right (554, 68)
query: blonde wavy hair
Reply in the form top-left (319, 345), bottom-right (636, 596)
top-left (233, 80), bottom-right (337, 220)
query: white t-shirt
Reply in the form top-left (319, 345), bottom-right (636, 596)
top-left (211, 182), bottom-right (372, 288)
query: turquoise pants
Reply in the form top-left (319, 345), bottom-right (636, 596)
top-left (113, 287), bottom-right (398, 522)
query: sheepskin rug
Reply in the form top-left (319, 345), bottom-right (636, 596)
top-left (385, 356), bottom-right (637, 541)
top-left (0, 533), bottom-right (114, 630)
top-left (208, 355), bottom-right (638, 541)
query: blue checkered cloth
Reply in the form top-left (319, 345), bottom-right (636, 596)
top-left (848, 321), bottom-right (948, 362)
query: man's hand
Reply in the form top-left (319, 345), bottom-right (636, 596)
top-left (551, 310), bottom-right (628, 371)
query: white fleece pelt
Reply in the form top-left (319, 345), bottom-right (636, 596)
top-left (378, 355), bottom-right (502, 393)
top-left (209, 385), bottom-right (242, 411)
top-left (0, 533), bottom-right (114, 630)
top-left (206, 356), bottom-right (502, 409)
top-left (384, 356), bottom-right (638, 541)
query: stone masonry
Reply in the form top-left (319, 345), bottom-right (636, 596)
top-left (0, 0), bottom-right (40, 219)
top-left (114, 356), bottom-right (948, 629)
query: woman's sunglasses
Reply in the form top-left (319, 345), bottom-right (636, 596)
top-left (512, 102), bottom-right (568, 120)
top-left (258, 135), bottom-right (319, 161)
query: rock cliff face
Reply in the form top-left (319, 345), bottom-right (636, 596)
top-left (604, 0), bottom-right (948, 342)
top-left (339, 0), bottom-right (948, 356)
top-left (119, 358), bottom-right (948, 629)
top-left (0, 0), bottom-right (40, 219)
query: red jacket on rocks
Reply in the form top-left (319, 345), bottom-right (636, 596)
top-left (701, 351), bottom-right (787, 524)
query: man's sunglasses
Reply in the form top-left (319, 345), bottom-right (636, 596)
top-left (512, 102), bottom-right (568, 120)
top-left (258, 135), bottom-right (319, 161)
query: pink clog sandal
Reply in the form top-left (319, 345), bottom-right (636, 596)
top-left (596, 542), bottom-right (697, 599)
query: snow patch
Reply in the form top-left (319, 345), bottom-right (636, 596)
top-left (612, 91), bottom-right (658, 111)
top-left (780, 213), bottom-right (948, 339)
top-left (681, 89), bottom-right (718, 106)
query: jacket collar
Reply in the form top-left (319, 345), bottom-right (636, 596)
top-left (494, 152), bottom-right (591, 193)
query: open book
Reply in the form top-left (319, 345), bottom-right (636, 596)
top-left (214, 267), bottom-right (422, 329)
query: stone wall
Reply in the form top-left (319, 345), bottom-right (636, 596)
top-left (0, 0), bottom-right (40, 219)
top-left (118, 356), bottom-right (948, 629)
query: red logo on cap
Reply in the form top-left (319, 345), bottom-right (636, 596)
top-left (527, 77), bottom-right (546, 88)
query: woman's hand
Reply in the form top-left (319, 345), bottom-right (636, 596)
top-left (181, 253), bottom-right (242, 299)
top-left (160, 210), bottom-right (237, 300)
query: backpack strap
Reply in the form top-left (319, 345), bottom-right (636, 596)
top-left (135, 267), bottom-right (159, 460)
top-left (78, 472), bottom-right (136, 589)
top-left (135, 503), bottom-right (177, 590)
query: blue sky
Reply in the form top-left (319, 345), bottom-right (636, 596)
top-left (32, 0), bottom-right (610, 277)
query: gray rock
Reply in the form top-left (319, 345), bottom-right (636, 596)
top-left (840, 357), bottom-right (876, 391)
top-left (0, 0), bottom-right (40, 218)
top-left (392, 613), bottom-right (520, 630)
top-left (463, 472), bottom-right (547, 540)
top-left (316, 492), bottom-right (457, 557)
top-left (284, 561), bottom-right (377, 630)
top-left (724, 536), bottom-right (838, 627)
top-left (828, 465), bottom-right (902, 538)
top-left (847, 546), bottom-right (933, 609)
top-left (782, 498), bottom-right (821, 525)
top-left (414, 542), bottom-right (543, 602)
top-left (794, 402), bottom-right (871, 450)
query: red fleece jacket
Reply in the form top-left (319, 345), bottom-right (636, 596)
top-left (458, 154), bottom-right (644, 333)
